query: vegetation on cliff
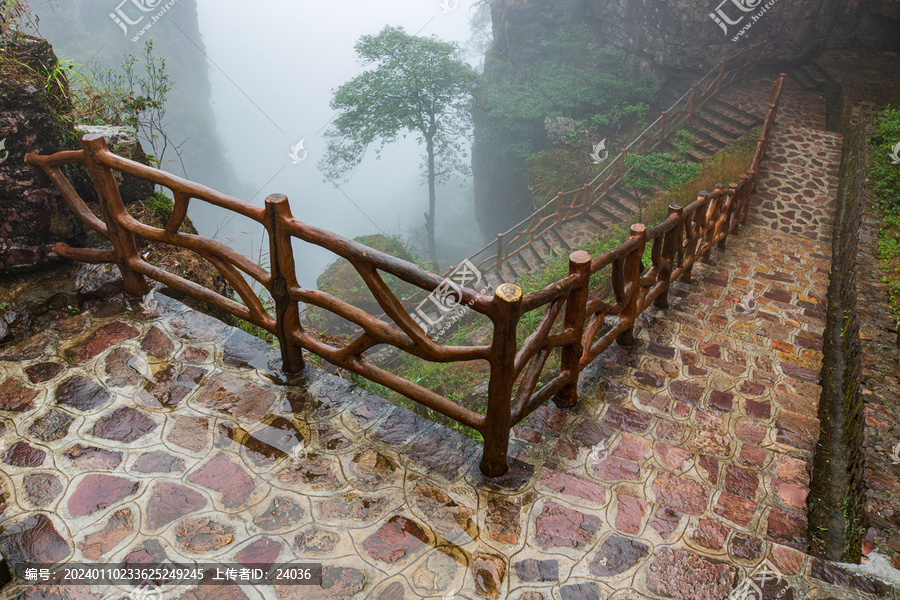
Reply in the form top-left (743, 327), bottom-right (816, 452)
top-left (476, 26), bottom-right (655, 159)
top-left (872, 107), bottom-right (900, 326)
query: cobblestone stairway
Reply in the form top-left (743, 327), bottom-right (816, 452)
top-left (486, 90), bottom-right (765, 287)
top-left (0, 74), bottom-right (897, 600)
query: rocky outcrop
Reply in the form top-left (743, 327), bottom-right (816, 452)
top-left (490, 0), bottom-right (900, 78)
top-left (0, 38), bottom-right (87, 272)
top-left (76, 125), bottom-right (154, 205)
top-left (0, 38), bottom-right (157, 273)
top-left (35, 0), bottom-right (254, 197)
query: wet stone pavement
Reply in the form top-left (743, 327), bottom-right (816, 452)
top-left (0, 78), bottom-right (897, 600)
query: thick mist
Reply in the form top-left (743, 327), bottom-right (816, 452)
top-left (34, 0), bottom-right (489, 287)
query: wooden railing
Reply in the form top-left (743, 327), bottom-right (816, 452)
top-left (25, 72), bottom-right (785, 478)
top-left (458, 42), bottom-right (765, 282)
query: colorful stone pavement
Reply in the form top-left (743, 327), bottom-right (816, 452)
top-left (0, 77), bottom-right (897, 600)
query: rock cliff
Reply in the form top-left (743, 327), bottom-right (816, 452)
top-left (473, 0), bottom-right (900, 237)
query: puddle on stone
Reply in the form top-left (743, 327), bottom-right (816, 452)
top-left (363, 516), bottom-right (471, 569)
top-left (276, 453), bottom-right (340, 489)
top-left (135, 365), bottom-right (206, 410)
top-left (227, 416), bottom-right (305, 466)
top-left (348, 449), bottom-right (398, 486)
top-left (126, 353), bottom-right (156, 384)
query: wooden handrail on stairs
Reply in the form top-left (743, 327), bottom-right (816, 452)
top-left (25, 72), bottom-right (785, 478)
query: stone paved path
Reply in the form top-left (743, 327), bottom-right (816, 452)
top-left (0, 76), bottom-right (897, 600)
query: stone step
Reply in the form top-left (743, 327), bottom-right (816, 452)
top-left (519, 244), bottom-right (543, 273)
top-left (484, 270), bottom-right (505, 288)
top-left (548, 228), bottom-right (572, 253)
top-left (683, 120), bottom-right (736, 148)
top-left (658, 140), bottom-right (704, 163)
top-left (707, 96), bottom-right (765, 128)
top-left (682, 123), bottom-right (730, 149)
top-left (590, 200), bottom-right (626, 225)
top-left (534, 234), bottom-right (556, 261)
top-left (682, 134), bottom-right (720, 157)
top-left (788, 63), bottom-right (829, 93)
top-left (583, 210), bottom-right (612, 232)
top-left (606, 190), bottom-right (639, 219)
top-left (611, 187), bottom-right (642, 214)
top-left (701, 102), bottom-right (759, 132)
top-left (692, 113), bottom-right (744, 140)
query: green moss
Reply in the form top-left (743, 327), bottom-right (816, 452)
top-left (140, 191), bottom-right (175, 221)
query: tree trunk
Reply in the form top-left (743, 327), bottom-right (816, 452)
top-left (425, 135), bottom-right (438, 269)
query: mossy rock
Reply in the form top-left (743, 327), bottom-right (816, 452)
top-left (312, 234), bottom-right (423, 335)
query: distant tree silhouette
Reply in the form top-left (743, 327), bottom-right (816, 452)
top-left (320, 26), bottom-right (478, 268)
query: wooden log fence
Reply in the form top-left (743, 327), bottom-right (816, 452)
top-left (25, 72), bottom-right (785, 479)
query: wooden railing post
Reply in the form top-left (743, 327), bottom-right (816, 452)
top-left (654, 204), bottom-right (683, 309)
top-left (496, 233), bottom-right (505, 273)
top-left (264, 194), bottom-right (305, 374)
top-left (616, 224), bottom-right (646, 347)
top-left (81, 134), bottom-right (149, 296)
top-left (659, 110), bottom-right (668, 145)
top-left (702, 184), bottom-right (725, 263)
top-left (481, 283), bottom-right (522, 478)
top-left (719, 183), bottom-right (738, 249)
top-left (715, 57), bottom-right (726, 93)
top-left (686, 85), bottom-right (697, 124)
top-left (681, 192), bottom-right (708, 283)
top-left (554, 251), bottom-right (591, 409)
